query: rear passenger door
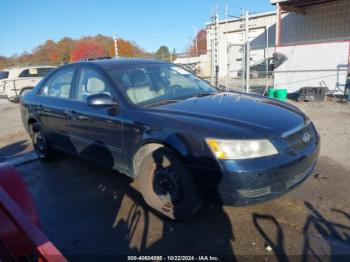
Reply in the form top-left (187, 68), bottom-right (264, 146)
top-left (68, 66), bottom-right (124, 170)
top-left (36, 66), bottom-right (77, 152)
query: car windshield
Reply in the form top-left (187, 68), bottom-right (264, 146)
top-left (0, 71), bottom-right (9, 80)
top-left (107, 63), bottom-right (217, 107)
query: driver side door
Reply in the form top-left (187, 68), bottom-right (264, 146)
top-left (67, 66), bottom-right (124, 170)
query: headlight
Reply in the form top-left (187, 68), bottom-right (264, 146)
top-left (206, 139), bottom-right (278, 160)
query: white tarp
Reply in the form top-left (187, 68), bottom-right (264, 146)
top-left (274, 41), bottom-right (349, 93)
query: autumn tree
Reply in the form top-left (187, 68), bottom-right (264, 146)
top-left (0, 34), bottom-right (148, 65)
top-left (118, 39), bottom-right (135, 57)
top-left (70, 41), bottom-right (107, 61)
top-left (32, 40), bottom-right (59, 63)
top-left (57, 37), bottom-right (75, 62)
top-left (188, 29), bottom-right (207, 57)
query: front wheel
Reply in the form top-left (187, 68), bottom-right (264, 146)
top-left (29, 123), bottom-right (55, 161)
top-left (136, 147), bottom-right (202, 220)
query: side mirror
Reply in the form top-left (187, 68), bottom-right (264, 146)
top-left (86, 93), bottom-right (118, 107)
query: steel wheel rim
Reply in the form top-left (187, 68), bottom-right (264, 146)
top-left (32, 128), bottom-right (47, 158)
top-left (153, 168), bottom-right (183, 206)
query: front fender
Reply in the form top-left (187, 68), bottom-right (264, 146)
top-left (128, 128), bottom-right (220, 179)
top-left (129, 131), bottom-right (191, 177)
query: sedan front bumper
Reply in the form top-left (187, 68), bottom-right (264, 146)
top-left (215, 138), bottom-right (320, 206)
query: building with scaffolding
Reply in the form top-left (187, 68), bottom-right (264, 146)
top-left (206, 11), bottom-right (276, 80)
top-left (272, 0), bottom-right (350, 94)
top-left (201, 0), bottom-right (350, 94)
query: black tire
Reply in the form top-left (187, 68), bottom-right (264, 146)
top-left (29, 123), bottom-right (55, 161)
top-left (136, 147), bottom-right (203, 220)
top-left (8, 97), bottom-right (19, 103)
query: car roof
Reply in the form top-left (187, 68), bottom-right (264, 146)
top-left (4, 65), bottom-right (56, 72)
top-left (72, 58), bottom-right (170, 70)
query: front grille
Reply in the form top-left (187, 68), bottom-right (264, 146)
top-left (285, 123), bottom-right (316, 153)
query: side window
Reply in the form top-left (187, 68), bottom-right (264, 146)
top-left (76, 68), bottom-right (112, 102)
top-left (19, 68), bottom-right (54, 78)
top-left (18, 69), bottom-right (30, 78)
top-left (37, 67), bottom-right (55, 77)
top-left (19, 68), bottom-right (40, 77)
top-left (39, 68), bottom-right (75, 99)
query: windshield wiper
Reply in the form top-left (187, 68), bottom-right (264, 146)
top-left (189, 92), bottom-right (216, 98)
top-left (144, 99), bottom-right (179, 107)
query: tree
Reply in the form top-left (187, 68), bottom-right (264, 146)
top-left (0, 34), bottom-right (149, 66)
top-left (171, 48), bottom-right (177, 62)
top-left (188, 29), bottom-right (207, 57)
top-left (70, 41), bottom-right (106, 61)
top-left (118, 39), bottom-right (135, 57)
top-left (31, 40), bottom-right (58, 62)
top-left (18, 52), bottom-right (34, 64)
top-left (156, 45), bottom-right (170, 60)
top-left (57, 37), bottom-right (75, 62)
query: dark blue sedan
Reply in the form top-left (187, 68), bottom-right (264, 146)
top-left (20, 59), bottom-right (320, 220)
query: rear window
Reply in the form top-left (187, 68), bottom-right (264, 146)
top-left (0, 71), bottom-right (9, 80)
top-left (19, 67), bottom-right (55, 78)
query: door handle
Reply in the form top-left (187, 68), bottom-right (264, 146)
top-left (77, 115), bottom-right (90, 121)
top-left (64, 110), bottom-right (74, 119)
top-left (64, 110), bottom-right (89, 121)
top-left (38, 104), bottom-right (50, 112)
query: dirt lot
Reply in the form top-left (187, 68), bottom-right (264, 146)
top-left (0, 99), bottom-right (31, 162)
top-left (0, 99), bottom-right (349, 260)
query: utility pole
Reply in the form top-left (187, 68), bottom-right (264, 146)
top-left (211, 39), bottom-right (214, 85)
top-left (193, 25), bottom-right (198, 75)
top-left (214, 5), bottom-right (219, 87)
top-left (266, 26), bottom-right (269, 78)
top-left (225, 3), bottom-right (229, 91)
top-left (193, 26), bottom-right (198, 56)
top-left (244, 10), bottom-right (250, 93)
top-left (113, 33), bottom-right (118, 59)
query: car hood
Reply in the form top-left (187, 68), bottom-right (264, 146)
top-left (149, 92), bottom-right (306, 138)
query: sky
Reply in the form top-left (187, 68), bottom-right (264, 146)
top-left (0, 0), bottom-right (274, 57)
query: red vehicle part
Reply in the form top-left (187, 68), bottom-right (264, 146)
top-left (0, 163), bottom-right (67, 261)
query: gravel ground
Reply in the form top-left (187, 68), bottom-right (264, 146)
top-left (0, 99), bottom-right (31, 162)
top-left (0, 99), bottom-right (350, 260)
top-left (291, 101), bottom-right (350, 169)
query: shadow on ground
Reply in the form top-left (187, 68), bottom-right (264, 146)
top-left (19, 155), bottom-right (235, 260)
top-left (253, 204), bottom-right (350, 262)
top-left (16, 154), bottom-right (350, 261)
top-left (0, 140), bottom-right (30, 162)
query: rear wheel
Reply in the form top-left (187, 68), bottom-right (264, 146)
top-left (7, 97), bottom-right (19, 103)
top-left (29, 123), bottom-right (54, 161)
top-left (136, 147), bottom-right (202, 220)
